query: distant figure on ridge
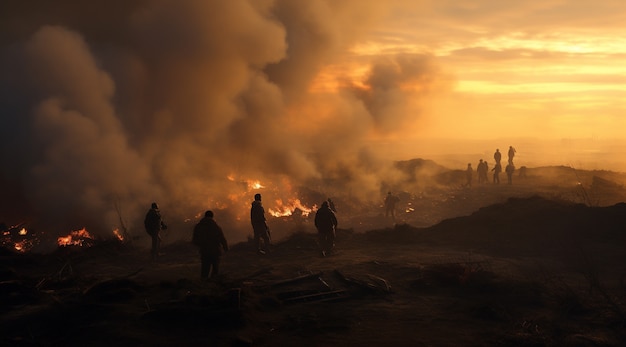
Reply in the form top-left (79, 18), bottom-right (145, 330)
top-left (465, 163), bottom-right (473, 187)
top-left (508, 146), bottom-right (516, 164)
top-left (493, 149), bottom-right (502, 164)
top-left (384, 192), bottom-right (400, 220)
top-left (492, 161), bottom-right (502, 184)
top-left (144, 202), bottom-right (167, 261)
top-left (315, 200), bottom-right (338, 257)
top-left (250, 193), bottom-right (270, 254)
top-left (505, 163), bottom-right (515, 185)
top-left (192, 210), bottom-right (228, 280)
top-left (477, 159), bottom-right (489, 184)
top-left (482, 160), bottom-right (489, 184)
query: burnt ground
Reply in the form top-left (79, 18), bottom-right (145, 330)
top-left (2, 166), bottom-right (626, 346)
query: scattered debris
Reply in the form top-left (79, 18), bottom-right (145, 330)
top-left (334, 269), bottom-right (392, 295)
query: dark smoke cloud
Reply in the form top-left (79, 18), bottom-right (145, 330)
top-left (352, 54), bottom-right (443, 133)
top-left (0, 0), bottom-right (447, 242)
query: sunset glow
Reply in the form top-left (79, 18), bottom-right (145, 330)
top-left (305, 2), bottom-right (626, 145)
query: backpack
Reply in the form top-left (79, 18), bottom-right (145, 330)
top-left (192, 221), bottom-right (209, 247)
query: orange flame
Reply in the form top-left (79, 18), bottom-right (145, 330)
top-left (14, 240), bottom-right (27, 252)
top-left (247, 179), bottom-right (265, 190)
top-left (57, 227), bottom-right (94, 247)
top-left (113, 228), bottom-right (124, 241)
top-left (269, 199), bottom-right (314, 217)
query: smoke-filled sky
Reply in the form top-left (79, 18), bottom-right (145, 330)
top-left (1, 0), bottom-right (625, 237)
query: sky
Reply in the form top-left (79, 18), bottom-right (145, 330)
top-left (1, 0), bottom-right (625, 239)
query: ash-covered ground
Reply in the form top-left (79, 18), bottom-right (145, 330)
top-left (2, 164), bottom-right (626, 346)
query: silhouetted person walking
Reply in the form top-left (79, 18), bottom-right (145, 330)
top-left (508, 146), bottom-right (516, 164)
top-left (465, 163), bottom-right (473, 187)
top-left (250, 193), bottom-right (270, 254)
top-left (144, 202), bottom-right (167, 261)
top-left (192, 210), bottom-right (228, 280)
top-left (477, 159), bottom-right (484, 184)
top-left (492, 162), bottom-right (502, 184)
top-left (384, 192), bottom-right (400, 220)
top-left (494, 149), bottom-right (501, 164)
top-left (482, 160), bottom-right (489, 184)
top-left (315, 200), bottom-right (338, 257)
top-left (505, 163), bottom-right (515, 185)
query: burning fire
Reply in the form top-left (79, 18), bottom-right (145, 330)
top-left (247, 179), bottom-right (265, 190)
top-left (113, 228), bottom-right (124, 241)
top-left (269, 199), bottom-right (314, 217)
top-left (14, 240), bottom-right (28, 252)
top-left (1, 223), bottom-right (39, 253)
top-left (57, 227), bottom-right (94, 247)
top-left (227, 174), bottom-right (265, 190)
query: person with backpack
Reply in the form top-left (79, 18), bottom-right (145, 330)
top-left (492, 161), bottom-right (502, 184)
top-left (144, 202), bottom-right (167, 261)
top-left (250, 193), bottom-right (270, 254)
top-left (384, 192), bottom-right (400, 220)
top-left (505, 163), bottom-right (515, 185)
top-left (192, 210), bottom-right (228, 280)
top-left (314, 200), bottom-right (338, 257)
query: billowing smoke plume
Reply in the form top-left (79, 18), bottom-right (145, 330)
top-left (0, 0), bottom-right (447, 243)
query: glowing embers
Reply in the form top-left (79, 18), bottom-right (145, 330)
top-left (112, 228), bottom-right (124, 242)
top-left (1, 224), bottom-right (39, 253)
top-left (57, 227), bottom-right (94, 247)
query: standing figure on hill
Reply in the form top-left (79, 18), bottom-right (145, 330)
top-left (477, 159), bottom-right (484, 184)
top-left (508, 146), bottom-right (516, 164)
top-left (505, 163), bottom-right (515, 185)
top-left (384, 192), bottom-right (400, 220)
top-left (192, 210), bottom-right (228, 280)
top-left (492, 162), bottom-right (502, 184)
top-left (250, 193), bottom-right (271, 254)
top-left (315, 200), bottom-right (338, 257)
top-left (482, 160), bottom-right (489, 184)
top-left (494, 149), bottom-right (502, 164)
top-left (144, 202), bottom-right (167, 261)
top-left (465, 163), bottom-right (473, 187)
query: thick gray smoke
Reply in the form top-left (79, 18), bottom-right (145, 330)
top-left (0, 0), bottom-right (446, 242)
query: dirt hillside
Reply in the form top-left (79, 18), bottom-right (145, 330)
top-left (2, 193), bottom-right (626, 346)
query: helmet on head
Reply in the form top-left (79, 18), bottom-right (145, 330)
top-left (254, 193), bottom-right (261, 201)
top-left (151, 202), bottom-right (159, 209)
top-left (205, 210), bottom-right (214, 218)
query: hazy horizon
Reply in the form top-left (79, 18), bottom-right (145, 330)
top-left (375, 137), bottom-right (626, 173)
